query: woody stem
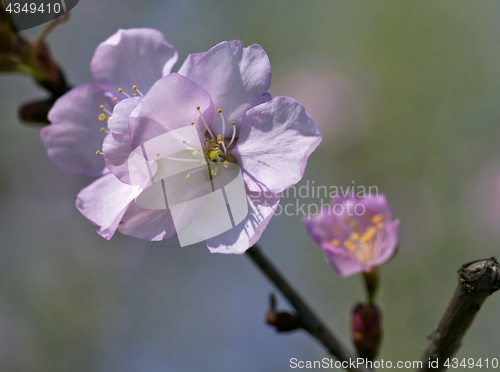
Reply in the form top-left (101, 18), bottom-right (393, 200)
top-left (246, 245), bottom-right (371, 372)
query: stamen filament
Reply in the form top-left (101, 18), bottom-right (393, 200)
top-left (218, 109), bottom-right (228, 154)
top-left (100, 105), bottom-right (113, 116)
top-left (182, 140), bottom-right (199, 152)
top-left (118, 88), bottom-right (131, 98)
top-left (132, 85), bottom-right (144, 97)
top-left (227, 121), bottom-right (237, 148)
top-left (196, 106), bottom-right (215, 141)
top-left (162, 155), bottom-right (206, 164)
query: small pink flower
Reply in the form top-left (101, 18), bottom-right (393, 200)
top-left (303, 194), bottom-right (399, 276)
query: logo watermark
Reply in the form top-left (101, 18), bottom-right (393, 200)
top-left (252, 180), bottom-right (379, 218)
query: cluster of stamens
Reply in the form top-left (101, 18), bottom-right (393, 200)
top-left (329, 214), bottom-right (386, 264)
top-left (95, 85), bottom-right (144, 155)
top-left (191, 106), bottom-right (236, 178)
top-left (95, 99), bottom-right (238, 181)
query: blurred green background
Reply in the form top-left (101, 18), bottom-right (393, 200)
top-left (1, 0), bottom-right (499, 371)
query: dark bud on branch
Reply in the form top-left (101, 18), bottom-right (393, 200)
top-left (0, 2), bottom-right (70, 124)
top-left (351, 302), bottom-right (382, 361)
top-left (265, 293), bottom-right (301, 332)
top-left (19, 98), bottom-right (55, 124)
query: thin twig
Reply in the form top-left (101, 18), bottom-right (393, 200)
top-left (416, 257), bottom-right (500, 372)
top-left (246, 245), bottom-right (371, 372)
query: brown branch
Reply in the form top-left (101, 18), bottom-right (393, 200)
top-left (416, 257), bottom-right (500, 372)
top-left (246, 245), bottom-right (371, 372)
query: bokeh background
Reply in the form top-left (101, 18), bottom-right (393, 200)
top-left (1, 0), bottom-right (500, 371)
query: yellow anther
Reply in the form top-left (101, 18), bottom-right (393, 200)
top-left (191, 122), bottom-right (195, 126)
top-left (217, 135), bottom-right (221, 140)
top-left (350, 232), bottom-right (360, 240)
top-left (372, 214), bottom-right (385, 223)
top-left (210, 139), bottom-right (214, 144)
top-left (98, 113), bottom-right (107, 121)
top-left (157, 153), bottom-right (160, 157)
top-left (182, 140), bottom-right (186, 144)
top-left (205, 138), bottom-right (209, 142)
top-left (209, 151), bottom-right (218, 160)
top-left (218, 109), bottom-right (222, 113)
top-left (224, 161), bottom-right (229, 166)
top-left (100, 127), bottom-right (106, 132)
top-left (211, 170), bottom-right (215, 175)
top-left (132, 85), bottom-right (137, 90)
top-left (343, 240), bottom-right (356, 252)
top-left (99, 105), bottom-right (104, 110)
top-left (118, 88), bottom-right (123, 93)
top-left (196, 106), bottom-right (200, 110)
top-left (96, 151), bottom-right (101, 156)
top-left (132, 94), bottom-right (137, 97)
top-left (113, 97), bottom-right (118, 102)
top-left (231, 121), bottom-right (235, 125)
top-left (186, 174), bottom-right (190, 179)
top-left (360, 227), bottom-right (377, 243)
top-left (218, 141), bottom-right (222, 144)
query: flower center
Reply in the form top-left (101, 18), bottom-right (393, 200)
top-left (194, 106), bottom-right (237, 178)
top-left (329, 214), bottom-right (386, 264)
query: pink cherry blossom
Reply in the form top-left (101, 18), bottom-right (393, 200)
top-left (76, 39), bottom-right (322, 252)
top-left (303, 194), bottom-right (399, 276)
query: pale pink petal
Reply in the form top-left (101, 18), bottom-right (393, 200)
top-left (91, 28), bottom-right (178, 98)
top-left (177, 52), bottom-right (206, 78)
top-left (128, 74), bottom-right (214, 148)
top-left (76, 173), bottom-right (141, 240)
top-left (370, 220), bottom-right (400, 267)
top-left (232, 97), bottom-right (322, 193)
top-left (117, 201), bottom-right (177, 241)
top-left (302, 207), bottom-right (337, 245)
top-left (41, 84), bottom-right (110, 176)
top-left (102, 97), bottom-right (141, 184)
top-left (207, 191), bottom-right (280, 254)
top-left (322, 243), bottom-right (365, 277)
top-left (190, 41), bottom-right (272, 138)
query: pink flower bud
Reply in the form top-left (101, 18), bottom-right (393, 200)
top-left (351, 302), bottom-right (382, 360)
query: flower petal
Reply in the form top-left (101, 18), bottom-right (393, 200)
top-left (232, 96), bottom-right (322, 193)
top-left (117, 201), bottom-right (177, 241)
top-left (91, 28), bottom-right (178, 97)
top-left (371, 219), bottom-right (400, 267)
top-left (206, 191), bottom-right (280, 254)
top-left (190, 41), bottom-right (272, 138)
top-left (302, 207), bottom-right (337, 246)
top-left (102, 97), bottom-right (141, 184)
top-left (177, 52), bottom-right (206, 78)
top-left (128, 73), bottom-right (214, 148)
top-left (76, 172), bottom-right (141, 240)
top-left (321, 244), bottom-right (365, 277)
top-left (41, 84), bottom-right (110, 176)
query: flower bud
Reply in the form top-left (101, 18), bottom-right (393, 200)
top-left (351, 302), bottom-right (382, 360)
top-left (266, 309), bottom-right (301, 332)
top-left (18, 98), bottom-right (54, 124)
top-left (265, 293), bottom-right (301, 332)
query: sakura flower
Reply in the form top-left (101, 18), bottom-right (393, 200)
top-left (303, 194), bottom-right (399, 276)
top-left (41, 28), bottom-right (178, 176)
top-left (77, 40), bottom-right (322, 252)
